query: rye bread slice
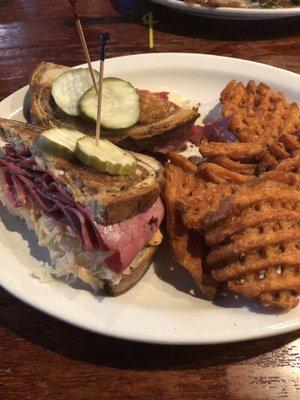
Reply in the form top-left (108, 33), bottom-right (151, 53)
top-left (0, 117), bottom-right (164, 224)
top-left (106, 241), bottom-right (159, 295)
top-left (29, 62), bottom-right (199, 150)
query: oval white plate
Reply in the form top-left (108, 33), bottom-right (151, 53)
top-left (152, 0), bottom-right (300, 20)
top-left (0, 53), bottom-right (299, 344)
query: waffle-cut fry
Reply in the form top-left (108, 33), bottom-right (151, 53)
top-left (211, 156), bottom-right (256, 175)
top-left (211, 242), bottom-right (300, 282)
top-left (279, 134), bottom-right (300, 153)
top-left (163, 157), bottom-right (216, 299)
top-left (198, 163), bottom-right (253, 184)
top-left (268, 143), bottom-right (290, 160)
top-left (202, 167), bottom-right (300, 308)
top-left (205, 202), bottom-right (300, 246)
top-left (199, 140), bottom-right (263, 160)
top-left (264, 169), bottom-right (300, 186)
top-left (220, 80), bottom-right (300, 144)
top-left (255, 153), bottom-right (279, 175)
top-left (167, 151), bottom-right (198, 173)
top-left (206, 220), bottom-right (300, 267)
top-left (257, 135), bottom-right (300, 173)
top-left (179, 183), bottom-right (236, 231)
top-left (259, 290), bottom-right (299, 309)
top-left (228, 265), bottom-right (300, 301)
top-left (274, 152), bottom-right (300, 172)
top-left (203, 175), bottom-right (300, 231)
top-left (163, 80), bottom-right (300, 309)
top-left (255, 136), bottom-right (300, 175)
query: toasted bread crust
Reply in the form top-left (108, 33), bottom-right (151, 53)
top-left (0, 117), bottom-right (164, 224)
top-left (29, 62), bottom-right (199, 150)
top-left (30, 62), bottom-right (71, 88)
top-left (124, 108), bottom-right (199, 140)
top-left (30, 85), bottom-right (95, 133)
top-left (106, 244), bottom-right (158, 295)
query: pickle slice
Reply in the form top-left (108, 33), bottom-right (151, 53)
top-left (75, 136), bottom-right (137, 175)
top-left (36, 128), bottom-right (85, 161)
top-left (51, 68), bottom-right (99, 116)
top-left (78, 77), bottom-right (140, 130)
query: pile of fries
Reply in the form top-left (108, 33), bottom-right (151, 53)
top-left (163, 80), bottom-right (300, 309)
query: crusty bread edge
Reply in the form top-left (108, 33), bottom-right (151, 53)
top-left (0, 117), bottom-right (165, 225)
top-left (30, 62), bottom-right (71, 88)
top-left (28, 62), bottom-right (200, 151)
top-left (106, 243), bottom-right (159, 296)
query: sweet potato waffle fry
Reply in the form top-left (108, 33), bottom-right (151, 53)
top-left (206, 220), bottom-right (300, 267)
top-left (274, 151), bottom-right (300, 172)
top-left (163, 80), bottom-right (300, 309)
top-left (163, 154), bottom-right (216, 299)
top-left (199, 140), bottom-right (263, 160)
top-left (179, 183), bottom-right (236, 231)
top-left (256, 133), bottom-right (300, 174)
top-left (209, 156), bottom-right (256, 175)
top-left (205, 202), bottom-right (300, 247)
top-left (198, 162), bottom-right (253, 184)
top-left (198, 83), bottom-right (300, 182)
top-left (220, 80), bottom-right (300, 144)
top-left (229, 267), bottom-right (300, 310)
top-left (202, 172), bottom-right (300, 309)
top-left (211, 241), bottom-right (300, 282)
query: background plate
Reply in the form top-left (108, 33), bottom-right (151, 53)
top-left (151, 0), bottom-right (300, 20)
top-left (0, 53), bottom-right (299, 344)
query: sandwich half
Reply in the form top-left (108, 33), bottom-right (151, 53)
top-left (29, 62), bottom-right (199, 152)
top-left (0, 117), bottom-right (164, 295)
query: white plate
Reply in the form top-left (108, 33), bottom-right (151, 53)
top-left (152, 0), bottom-right (300, 19)
top-left (0, 53), bottom-right (299, 344)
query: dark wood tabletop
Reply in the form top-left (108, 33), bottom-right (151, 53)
top-left (0, 1), bottom-right (300, 399)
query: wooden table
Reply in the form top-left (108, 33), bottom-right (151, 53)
top-left (0, 1), bottom-right (299, 399)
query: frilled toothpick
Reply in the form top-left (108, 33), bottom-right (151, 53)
top-left (68, 0), bottom-right (98, 92)
top-left (143, 12), bottom-right (157, 49)
top-left (96, 33), bottom-right (109, 145)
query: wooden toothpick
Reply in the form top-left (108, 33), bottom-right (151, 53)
top-left (96, 33), bottom-right (109, 146)
top-left (68, 0), bottom-right (98, 92)
top-left (143, 12), bottom-right (157, 49)
top-left (148, 12), bottom-right (154, 49)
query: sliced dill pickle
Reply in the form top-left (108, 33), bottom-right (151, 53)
top-left (78, 77), bottom-right (140, 130)
top-left (36, 128), bottom-right (85, 161)
top-left (75, 136), bottom-right (137, 175)
top-left (51, 68), bottom-right (100, 116)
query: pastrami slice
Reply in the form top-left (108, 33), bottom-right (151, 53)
top-left (0, 144), bottom-right (164, 275)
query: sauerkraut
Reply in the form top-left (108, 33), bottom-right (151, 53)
top-left (0, 184), bottom-right (137, 290)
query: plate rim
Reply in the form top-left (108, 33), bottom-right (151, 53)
top-left (0, 52), bottom-right (299, 345)
top-left (2, 52), bottom-right (300, 102)
top-left (1, 277), bottom-right (300, 345)
top-left (151, 0), bottom-right (300, 19)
